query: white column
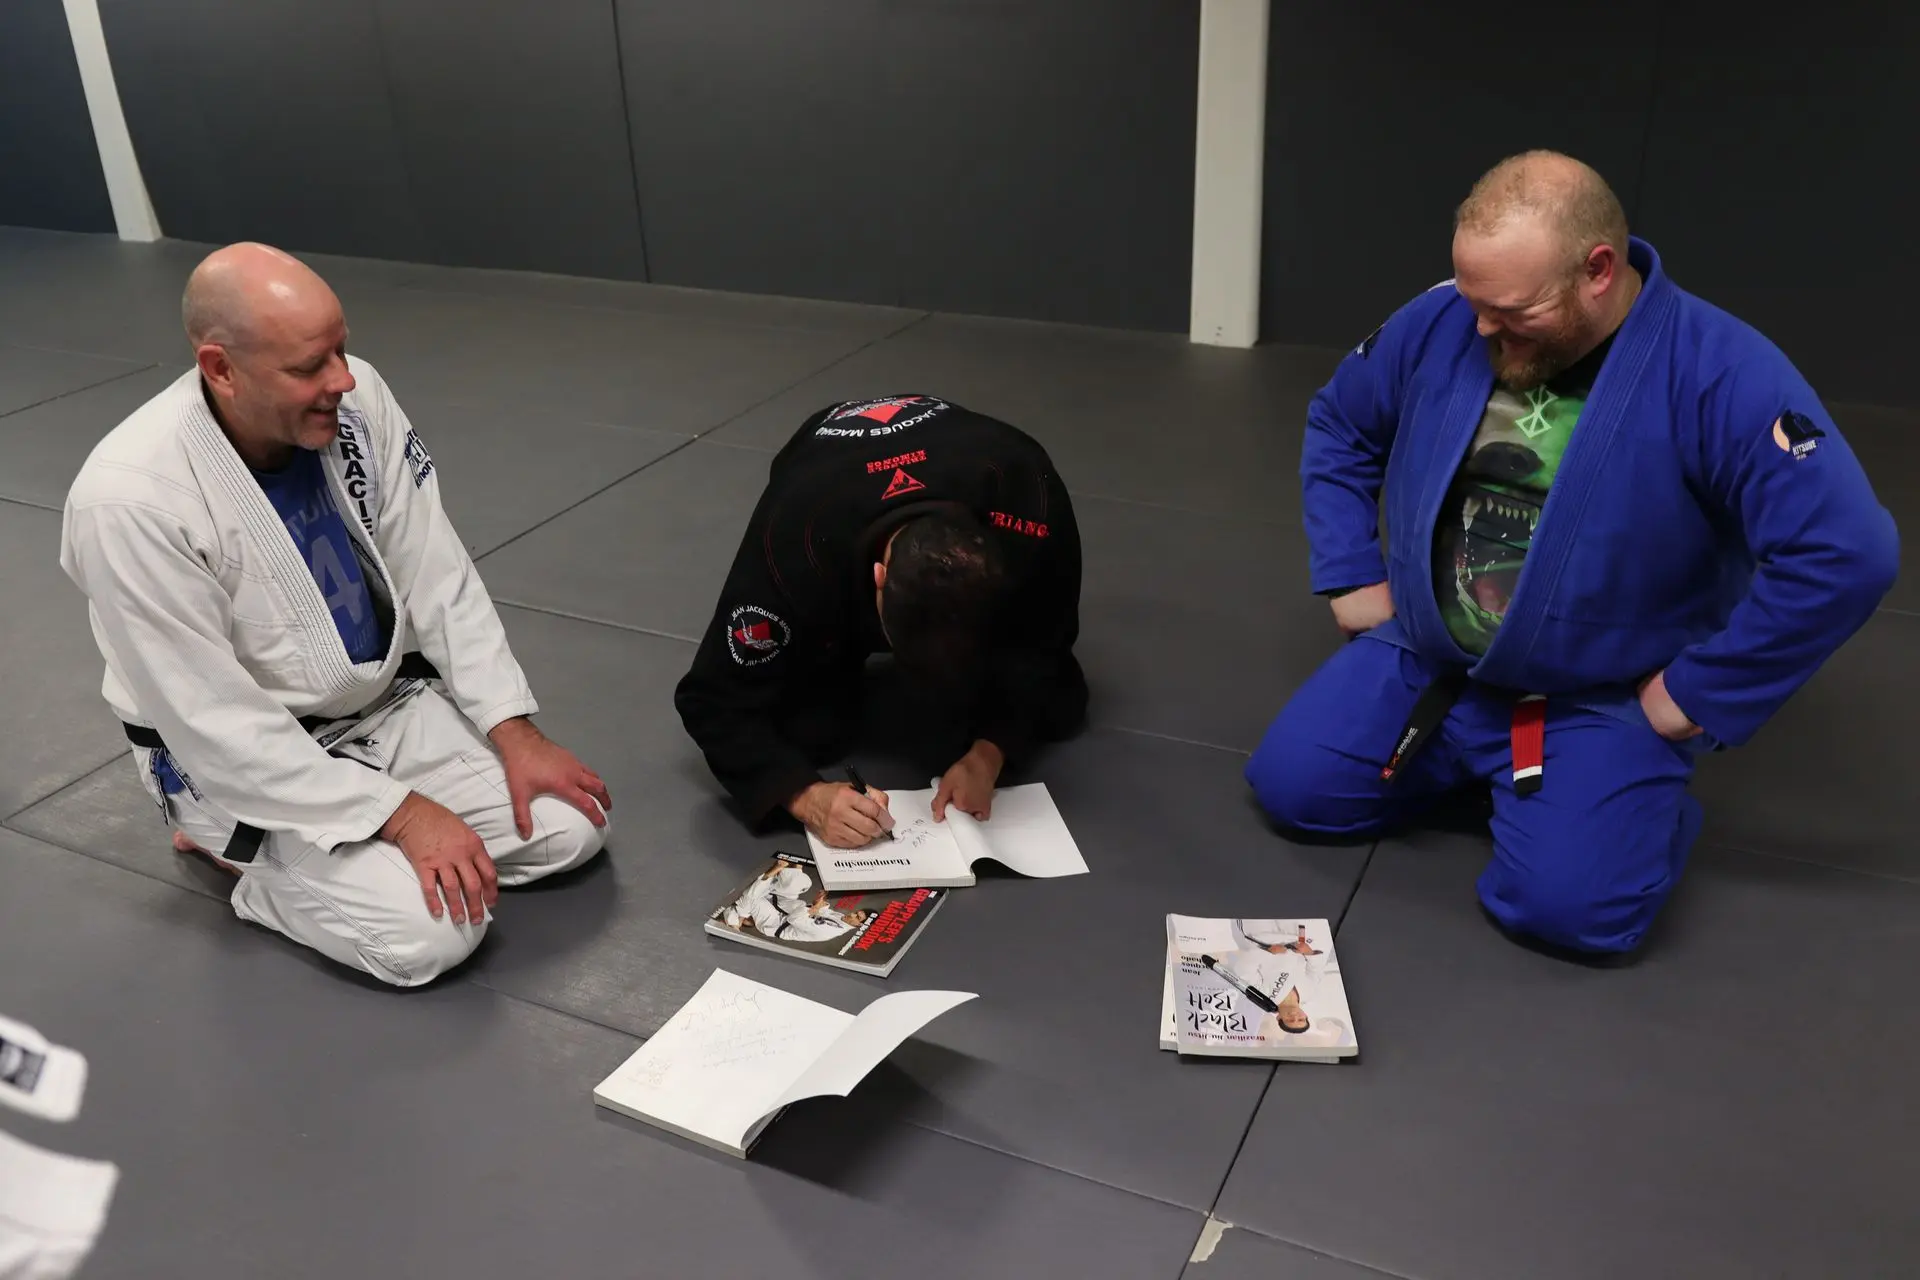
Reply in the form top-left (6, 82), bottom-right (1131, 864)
top-left (1188, 0), bottom-right (1269, 347)
top-left (61, 0), bottom-right (161, 242)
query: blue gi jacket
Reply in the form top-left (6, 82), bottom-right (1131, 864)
top-left (1300, 237), bottom-right (1899, 749)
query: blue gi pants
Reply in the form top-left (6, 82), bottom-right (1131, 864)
top-left (1246, 633), bottom-right (1703, 954)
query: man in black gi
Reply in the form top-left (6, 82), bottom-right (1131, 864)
top-left (675, 394), bottom-right (1086, 847)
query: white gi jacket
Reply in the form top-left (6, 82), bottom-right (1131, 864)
top-left (59, 358), bottom-right (538, 855)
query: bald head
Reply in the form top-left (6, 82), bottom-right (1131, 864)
top-left (1454, 150), bottom-right (1628, 270)
top-left (184, 243), bottom-right (356, 468)
top-left (182, 242), bottom-right (339, 351)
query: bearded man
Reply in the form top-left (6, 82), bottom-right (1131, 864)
top-left (1245, 150), bottom-right (1898, 957)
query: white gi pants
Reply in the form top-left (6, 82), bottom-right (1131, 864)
top-left (135, 685), bottom-right (607, 987)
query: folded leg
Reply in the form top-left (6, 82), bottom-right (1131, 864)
top-left (163, 687), bottom-right (607, 986)
top-left (1245, 634), bottom-right (1467, 839)
top-left (1464, 697), bottom-right (1701, 955)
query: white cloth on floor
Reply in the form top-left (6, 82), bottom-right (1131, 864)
top-left (0, 1125), bottom-right (118, 1280)
top-left (159, 684), bottom-right (605, 986)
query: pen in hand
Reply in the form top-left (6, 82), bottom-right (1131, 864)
top-left (844, 765), bottom-right (896, 841)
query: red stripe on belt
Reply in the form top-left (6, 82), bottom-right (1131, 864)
top-left (1511, 694), bottom-right (1545, 796)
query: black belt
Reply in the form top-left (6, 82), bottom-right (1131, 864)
top-left (120, 652), bottom-right (442, 864)
top-left (1379, 670), bottom-right (1547, 798)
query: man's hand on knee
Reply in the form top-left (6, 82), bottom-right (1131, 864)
top-left (379, 792), bottom-right (499, 925)
top-left (488, 716), bottom-right (613, 839)
top-left (1328, 582), bottom-right (1394, 637)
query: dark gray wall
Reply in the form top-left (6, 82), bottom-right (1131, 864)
top-left (617, 0), bottom-right (1198, 328)
top-left (90, 0), bottom-right (1196, 330)
top-left (0, 0), bottom-right (115, 234)
top-left (1259, 0), bottom-right (1919, 407)
top-left (98, 0), bottom-right (646, 278)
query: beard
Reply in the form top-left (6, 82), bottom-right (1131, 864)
top-left (1485, 326), bottom-right (1589, 391)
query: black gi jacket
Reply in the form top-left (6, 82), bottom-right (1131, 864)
top-left (674, 395), bottom-right (1083, 823)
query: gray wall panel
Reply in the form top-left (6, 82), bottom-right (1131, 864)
top-left (372, 0), bottom-right (648, 281)
top-left (0, 0), bottom-right (114, 233)
top-left (618, 0), bottom-right (1198, 328)
top-left (1634, 6), bottom-right (1920, 407)
top-left (1259, 1), bottom-right (1658, 351)
top-left (884, 0), bottom-right (1197, 330)
top-left (99, 0), bottom-right (430, 261)
top-left (617, 0), bottom-right (897, 305)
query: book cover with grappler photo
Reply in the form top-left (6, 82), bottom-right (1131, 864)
top-left (704, 851), bottom-right (946, 977)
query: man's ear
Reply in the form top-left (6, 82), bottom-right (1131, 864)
top-left (873, 560), bottom-right (887, 591)
top-left (195, 344), bottom-right (235, 398)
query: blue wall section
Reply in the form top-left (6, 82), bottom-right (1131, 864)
top-left (0, 0), bottom-right (115, 234)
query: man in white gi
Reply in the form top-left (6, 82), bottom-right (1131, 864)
top-left (721, 855), bottom-right (814, 934)
top-left (59, 243), bottom-right (613, 987)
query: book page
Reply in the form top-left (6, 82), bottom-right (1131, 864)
top-left (947, 783), bottom-right (1089, 878)
top-left (771, 990), bottom-right (978, 1113)
top-left (595, 970), bottom-right (851, 1149)
top-left (809, 787), bottom-right (969, 883)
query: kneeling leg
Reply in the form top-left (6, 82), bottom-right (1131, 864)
top-left (1476, 705), bottom-right (1701, 955)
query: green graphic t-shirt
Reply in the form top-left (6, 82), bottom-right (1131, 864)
top-left (1433, 334), bottom-right (1614, 655)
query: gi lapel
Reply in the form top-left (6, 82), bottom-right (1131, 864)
top-left (1472, 237), bottom-right (1681, 681)
top-left (176, 382), bottom-right (398, 702)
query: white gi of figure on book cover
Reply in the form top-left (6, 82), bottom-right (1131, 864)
top-left (1162, 916), bottom-right (1358, 1060)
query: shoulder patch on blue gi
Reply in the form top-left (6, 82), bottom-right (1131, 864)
top-left (402, 427), bottom-right (435, 487)
top-left (1772, 410), bottom-right (1824, 461)
top-left (1356, 323), bottom-right (1383, 358)
top-left (727, 604), bottom-right (790, 666)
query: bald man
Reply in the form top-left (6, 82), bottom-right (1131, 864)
top-left (59, 243), bottom-right (612, 986)
top-left (1248, 151), bottom-right (1898, 957)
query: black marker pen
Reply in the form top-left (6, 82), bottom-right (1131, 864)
top-left (1200, 954), bottom-right (1280, 1013)
top-left (844, 765), bottom-right (896, 840)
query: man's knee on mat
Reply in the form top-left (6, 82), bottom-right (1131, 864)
top-left (366, 914), bottom-right (486, 988)
top-left (1244, 736), bottom-right (1392, 839)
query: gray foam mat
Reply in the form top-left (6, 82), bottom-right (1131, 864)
top-left (448, 604), bottom-right (1365, 1210)
top-left (475, 440), bottom-right (1340, 752)
top-left (1213, 831), bottom-right (1920, 1280)
top-left (1182, 1224), bottom-right (1394, 1279)
top-left (335, 287), bottom-right (884, 433)
top-left (1693, 609), bottom-right (1919, 881)
top-left (0, 364), bottom-right (187, 510)
top-left (0, 828), bottom-right (1204, 1280)
top-left (0, 503), bottom-right (135, 819)
top-left (397, 398), bottom-right (692, 557)
top-left (1833, 399), bottom-right (1920, 612)
top-left (474, 440), bottom-right (772, 640)
top-left (0, 230), bottom-right (427, 367)
top-left (0, 340), bottom-right (152, 418)
top-left (701, 312), bottom-right (1341, 523)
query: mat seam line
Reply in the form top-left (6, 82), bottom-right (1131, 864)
top-left (471, 311), bottom-right (931, 565)
top-left (0, 748), bottom-right (129, 826)
top-left (0, 360), bottom-right (161, 422)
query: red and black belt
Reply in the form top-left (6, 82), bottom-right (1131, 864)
top-left (1380, 673), bottom-right (1545, 797)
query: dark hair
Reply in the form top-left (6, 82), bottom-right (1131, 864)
top-left (880, 511), bottom-right (1007, 687)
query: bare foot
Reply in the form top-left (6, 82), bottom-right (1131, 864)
top-left (172, 830), bottom-right (239, 876)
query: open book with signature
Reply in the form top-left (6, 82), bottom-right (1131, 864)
top-left (592, 969), bottom-right (975, 1158)
top-left (809, 781), bottom-right (1089, 892)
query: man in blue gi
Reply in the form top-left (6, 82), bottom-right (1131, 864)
top-left (1247, 150), bottom-right (1899, 956)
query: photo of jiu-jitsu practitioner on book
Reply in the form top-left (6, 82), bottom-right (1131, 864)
top-left (704, 852), bottom-right (946, 977)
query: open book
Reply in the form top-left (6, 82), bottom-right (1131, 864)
top-left (592, 969), bottom-right (975, 1158)
top-left (1165, 916), bottom-right (1358, 1061)
top-left (809, 781), bottom-right (1089, 892)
